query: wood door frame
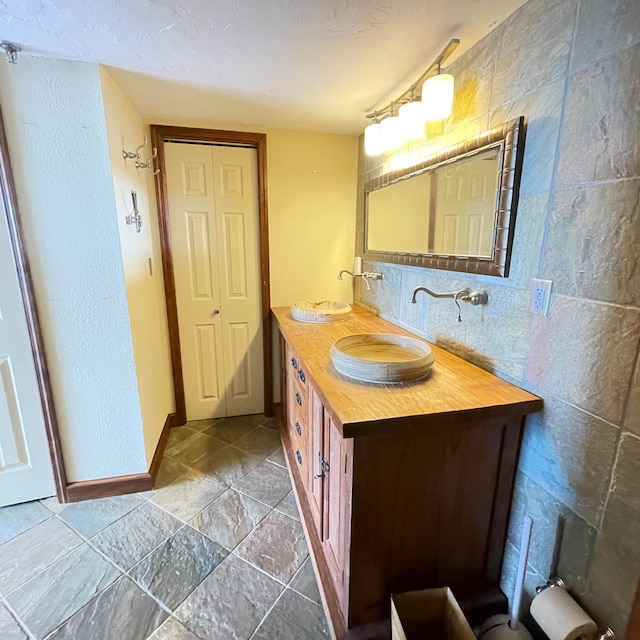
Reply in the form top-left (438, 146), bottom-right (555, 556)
top-left (0, 102), bottom-right (69, 502)
top-left (150, 125), bottom-right (273, 424)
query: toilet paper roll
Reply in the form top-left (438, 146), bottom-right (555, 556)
top-left (530, 585), bottom-right (597, 640)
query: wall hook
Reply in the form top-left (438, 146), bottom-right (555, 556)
top-left (1, 41), bottom-right (21, 64)
top-left (122, 136), bottom-right (160, 175)
top-left (136, 146), bottom-right (160, 175)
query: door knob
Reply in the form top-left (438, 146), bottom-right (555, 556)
top-left (211, 309), bottom-right (220, 316)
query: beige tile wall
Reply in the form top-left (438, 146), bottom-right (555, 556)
top-left (353, 0), bottom-right (640, 633)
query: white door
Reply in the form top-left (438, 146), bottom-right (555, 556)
top-left (0, 198), bottom-right (55, 506)
top-left (433, 154), bottom-right (499, 257)
top-left (165, 142), bottom-right (264, 420)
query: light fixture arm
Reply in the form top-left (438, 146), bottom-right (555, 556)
top-left (365, 38), bottom-right (459, 121)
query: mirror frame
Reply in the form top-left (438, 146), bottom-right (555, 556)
top-left (364, 116), bottom-right (525, 277)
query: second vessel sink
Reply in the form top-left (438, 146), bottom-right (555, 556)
top-left (330, 333), bottom-right (435, 383)
top-left (291, 300), bottom-right (351, 323)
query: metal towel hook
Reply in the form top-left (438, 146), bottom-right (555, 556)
top-left (122, 136), bottom-right (160, 175)
top-left (0, 42), bottom-right (21, 64)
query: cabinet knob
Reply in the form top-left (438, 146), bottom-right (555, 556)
top-left (298, 369), bottom-right (306, 384)
top-left (295, 392), bottom-right (302, 406)
top-left (296, 450), bottom-right (303, 465)
top-left (295, 421), bottom-right (302, 436)
top-left (291, 357), bottom-right (298, 370)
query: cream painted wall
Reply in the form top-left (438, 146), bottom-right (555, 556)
top-left (266, 129), bottom-right (358, 306)
top-left (100, 69), bottom-right (174, 466)
top-left (145, 116), bottom-right (359, 307)
top-left (0, 56), bottom-right (147, 481)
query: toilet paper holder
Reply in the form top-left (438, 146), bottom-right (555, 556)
top-left (536, 578), bottom-right (615, 640)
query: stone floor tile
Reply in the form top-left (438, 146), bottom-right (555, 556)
top-left (262, 417), bottom-right (279, 431)
top-left (57, 494), bottom-right (144, 538)
top-left (238, 413), bottom-right (267, 427)
top-left (193, 446), bottom-right (262, 486)
top-left (0, 601), bottom-right (28, 640)
top-left (6, 544), bottom-right (120, 638)
top-left (153, 457), bottom-right (193, 491)
top-left (90, 501), bottom-right (182, 571)
top-left (149, 616), bottom-right (202, 640)
top-left (235, 510), bottom-right (308, 583)
top-left (47, 576), bottom-right (167, 640)
top-left (164, 427), bottom-right (200, 456)
top-left (190, 489), bottom-right (270, 551)
top-left (267, 447), bottom-right (287, 467)
top-left (201, 417), bottom-right (256, 444)
top-left (151, 470), bottom-right (226, 522)
top-left (186, 418), bottom-right (223, 432)
top-left (234, 426), bottom-right (281, 458)
top-left (175, 555), bottom-right (283, 640)
top-left (0, 518), bottom-right (82, 596)
top-left (0, 501), bottom-right (51, 545)
top-left (129, 525), bottom-right (227, 611)
top-left (290, 558), bottom-right (322, 606)
top-left (166, 432), bottom-right (227, 466)
top-left (40, 497), bottom-right (67, 514)
top-left (275, 491), bottom-right (301, 522)
top-left (233, 460), bottom-right (292, 507)
top-left (252, 588), bottom-right (329, 639)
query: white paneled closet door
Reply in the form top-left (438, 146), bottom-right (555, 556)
top-left (0, 197), bottom-right (55, 506)
top-left (433, 154), bottom-right (499, 257)
top-left (165, 142), bottom-right (264, 420)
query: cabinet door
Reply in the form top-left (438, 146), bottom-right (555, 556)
top-left (308, 384), bottom-right (324, 537)
top-left (322, 413), bottom-right (352, 601)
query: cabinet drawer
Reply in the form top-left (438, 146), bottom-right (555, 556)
top-left (287, 380), bottom-right (308, 429)
top-left (286, 344), bottom-right (309, 401)
top-left (288, 403), bottom-right (310, 488)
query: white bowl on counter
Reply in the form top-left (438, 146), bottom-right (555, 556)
top-left (330, 333), bottom-right (435, 383)
top-left (290, 300), bottom-right (352, 323)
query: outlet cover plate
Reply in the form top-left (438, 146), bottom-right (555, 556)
top-left (531, 279), bottom-right (553, 316)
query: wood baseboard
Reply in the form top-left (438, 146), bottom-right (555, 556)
top-left (66, 473), bottom-right (153, 502)
top-left (64, 412), bottom-right (177, 503)
top-left (149, 412), bottom-right (177, 483)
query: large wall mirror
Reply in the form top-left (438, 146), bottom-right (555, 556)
top-left (364, 117), bottom-right (525, 277)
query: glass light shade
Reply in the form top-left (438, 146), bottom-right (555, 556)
top-left (421, 73), bottom-right (454, 121)
top-left (364, 121), bottom-right (383, 156)
top-left (380, 115), bottom-right (404, 151)
top-left (398, 101), bottom-right (427, 140)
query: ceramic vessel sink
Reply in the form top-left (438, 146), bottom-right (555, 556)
top-left (330, 333), bottom-right (435, 383)
top-left (291, 300), bottom-right (351, 323)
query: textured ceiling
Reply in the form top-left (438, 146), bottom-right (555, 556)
top-left (0, 0), bottom-right (526, 133)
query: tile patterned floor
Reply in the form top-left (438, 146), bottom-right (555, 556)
top-left (0, 415), bottom-right (330, 640)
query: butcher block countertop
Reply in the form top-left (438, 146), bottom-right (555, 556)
top-left (272, 305), bottom-right (542, 438)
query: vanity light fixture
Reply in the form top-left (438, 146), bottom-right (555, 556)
top-left (421, 69), bottom-right (455, 122)
top-left (379, 108), bottom-right (404, 152)
top-left (398, 97), bottom-right (427, 141)
top-left (364, 38), bottom-right (459, 156)
top-left (364, 117), bottom-right (384, 156)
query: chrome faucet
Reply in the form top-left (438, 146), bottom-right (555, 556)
top-left (338, 269), bottom-right (383, 291)
top-left (410, 286), bottom-right (489, 322)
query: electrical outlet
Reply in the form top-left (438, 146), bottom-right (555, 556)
top-left (530, 279), bottom-right (552, 316)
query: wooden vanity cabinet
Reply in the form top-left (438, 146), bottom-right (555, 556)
top-left (274, 307), bottom-right (542, 639)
